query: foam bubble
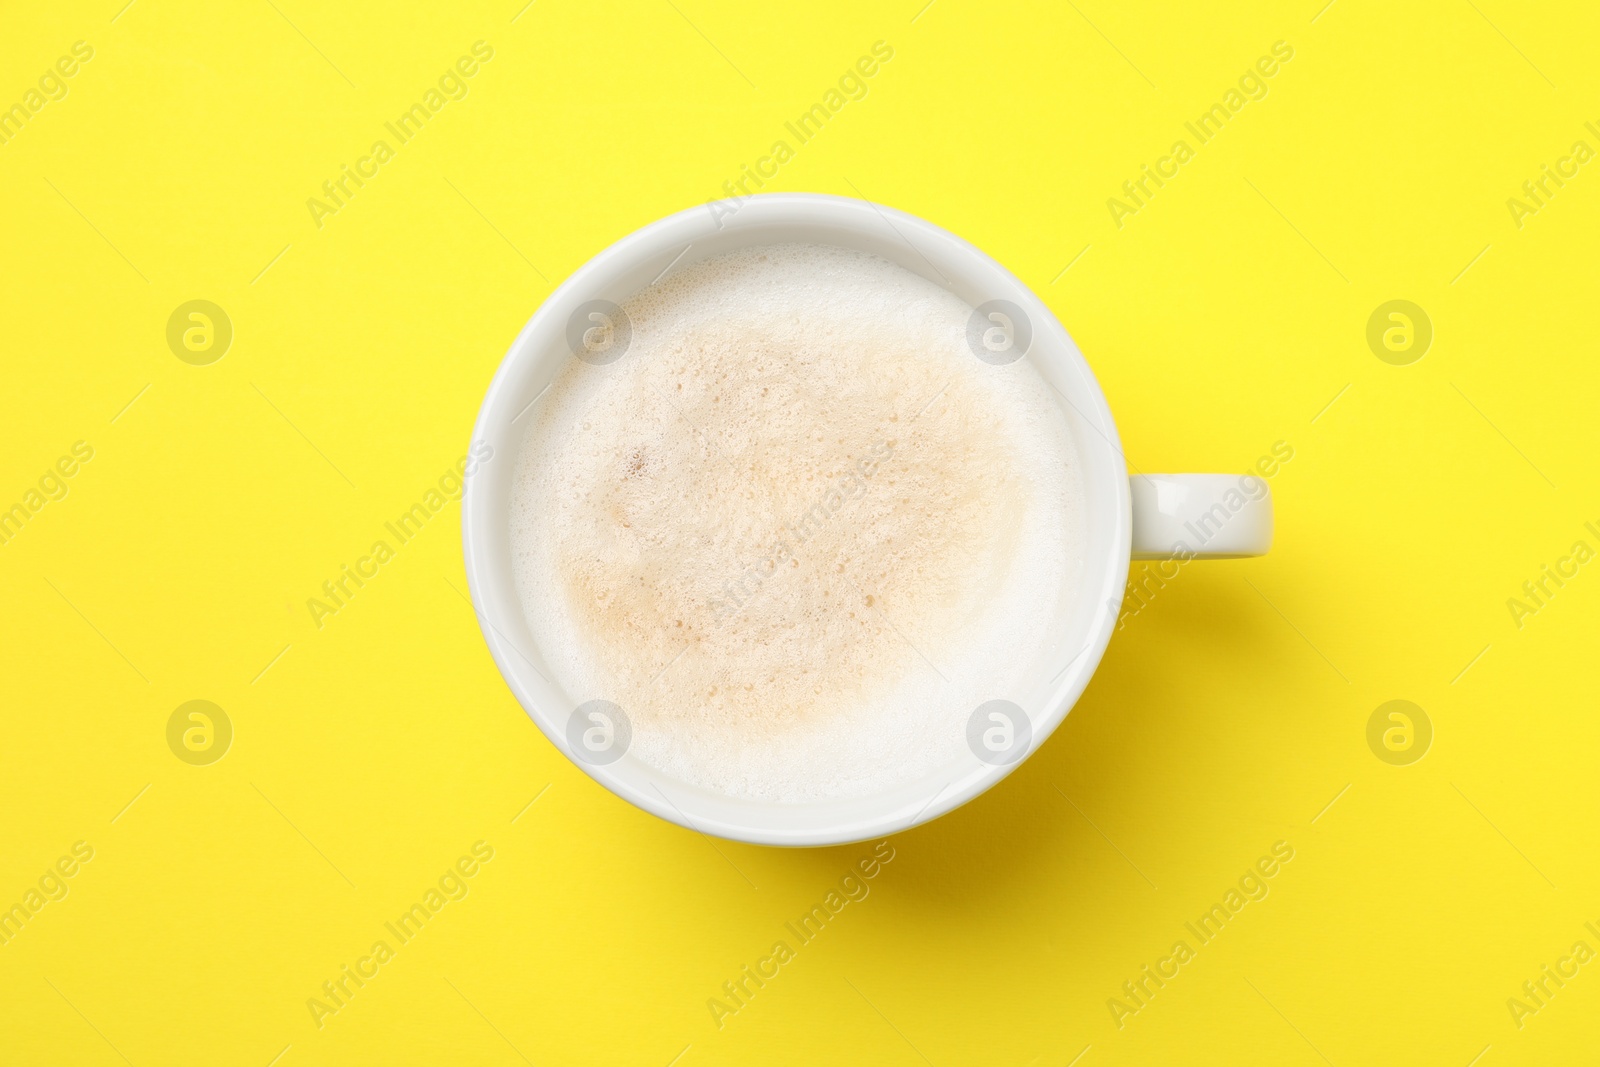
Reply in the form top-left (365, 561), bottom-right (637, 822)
top-left (510, 244), bottom-right (1084, 803)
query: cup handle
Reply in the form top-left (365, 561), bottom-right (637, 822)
top-left (1130, 474), bottom-right (1273, 560)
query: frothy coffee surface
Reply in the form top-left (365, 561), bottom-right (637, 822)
top-left (510, 244), bottom-right (1083, 802)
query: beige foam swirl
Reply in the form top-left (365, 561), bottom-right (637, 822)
top-left (511, 244), bottom-right (1083, 801)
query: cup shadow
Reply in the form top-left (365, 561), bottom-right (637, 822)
top-left (749, 574), bottom-right (1275, 916)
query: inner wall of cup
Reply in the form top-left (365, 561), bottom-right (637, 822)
top-left (474, 200), bottom-right (1127, 835)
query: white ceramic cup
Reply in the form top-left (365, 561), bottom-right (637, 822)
top-left (462, 193), bottom-right (1272, 847)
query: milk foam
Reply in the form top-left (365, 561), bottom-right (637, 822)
top-left (510, 244), bottom-right (1084, 802)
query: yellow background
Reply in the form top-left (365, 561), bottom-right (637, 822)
top-left (3, 0), bottom-right (1598, 1063)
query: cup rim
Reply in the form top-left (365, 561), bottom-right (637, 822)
top-left (462, 192), bottom-right (1131, 846)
